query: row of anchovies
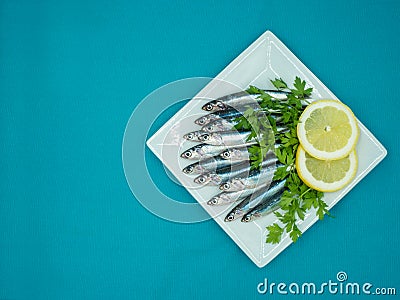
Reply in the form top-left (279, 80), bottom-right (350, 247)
top-left (180, 90), bottom-right (290, 222)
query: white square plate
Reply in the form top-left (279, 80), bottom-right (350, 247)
top-left (146, 30), bottom-right (387, 267)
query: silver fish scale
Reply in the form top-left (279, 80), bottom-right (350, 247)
top-left (182, 155), bottom-right (247, 175)
top-left (220, 164), bottom-right (279, 192)
top-left (199, 131), bottom-right (253, 146)
top-left (241, 189), bottom-right (285, 222)
top-left (224, 179), bottom-right (286, 222)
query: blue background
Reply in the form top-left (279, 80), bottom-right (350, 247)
top-left (1, 0), bottom-right (399, 299)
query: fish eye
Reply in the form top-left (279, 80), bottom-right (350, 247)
top-left (208, 198), bottom-right (217, 205)
top-left (205, 104), bottom-right (213, 111)
top-left (243, 216), bottom-right (251, 222)
top-left (198, 177), bottom-right (205, 183)
top-left (184, 151), bottom-right (192, 158)
top-left (223, 151), bottom-right (231, 158)
top-left (227, 214), bottom-right (234, 221)
top-left (223, 183), bottom-right (230, 190)
top-left (202, 134), bottom-right (209, 140)
top-left (198, 118), bottom-right (205, 125)
top-left (187, 133), bottom-right (193, 139)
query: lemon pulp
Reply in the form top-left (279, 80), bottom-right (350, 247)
top-left (297, 100), bottom-right (359, 160)
top-left (296, 145), bottom-right (357, 192)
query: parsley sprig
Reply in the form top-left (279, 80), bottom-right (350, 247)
top-left (234, 77), bottom-right (330, 244)
top-left (235, 106), bottom-right (275, 170)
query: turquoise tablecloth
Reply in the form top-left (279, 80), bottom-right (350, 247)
top-left (1, 0), bottom-right (399, 299)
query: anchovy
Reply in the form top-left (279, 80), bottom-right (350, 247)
top-left (241, 190), bottom-right (284, 222)
top-left (180, 142), bottom-right (256, 160)
top-left (182, 155), bottom-right (247, 175)
top-left (183, 130), bottom-right (208, 142)
top-left (207, 184), bottom-right (268, 206)
top-left (198, 131), bottom-right (254, 146)
top-left (220, 146), bottom-right (251, 161)
top-left (194, 108), bottom-right (250, 126)
top-left (220, 144), bottom-right (281, 161)
top-left (195, 99), bottom-right (310, 126)
top-left (202, 90), bottom-right (290, 113)
top-left (194, 106), bottom-right (280, 127)
top-left (201, 118), bottom-right (238, 133)
top-left (193, 158), bottom-right (273, 186)
top-left (199, 124), bottom-right (288, 146)
top-left (224, 180), bottom-right (286, 222)
top-left (193, 162), bottom-right (251, 186)
top-left (220, 161), bottom-right (282, 192)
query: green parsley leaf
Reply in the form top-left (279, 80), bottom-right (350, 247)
top-left (270, 78), bottom-right (288, 90)
top-left (246, 85), bottom-right (262, 95)
top-left (292, 76), bottom-right (313, 99)
top-left (289, 224), bottom-right (302, 243)
top-left (266, 223), bottom-right (284, 244)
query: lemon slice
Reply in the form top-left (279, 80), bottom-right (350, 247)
top-left (296, 145), bottom-right (357, 192)
top-left (297, 100), bottom-right (359, 160)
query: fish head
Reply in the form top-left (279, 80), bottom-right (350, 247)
top-left (198, 132), bottom-right (210, 142)
top-left (202, 101), bottom-right (216, 112)
top-left (204, 119), bottom-right (231, 132)
top-left (208, 174), bottom-right (222, 185)
top-left (220, 148), bottom-right (245, 161)
top-left (219, 182), bottom-right (231, 191)
top-left (207, 196), bottom-right (219, 206)
top-left (202, 123), bottom-right (215, 132)
top-left (194, 116), bottom-right (209, 126)
top-left (191, 164), bottom-right (205, 174)
top-left (180, 149), bottom-right (196, 159)
top-left (194, 174), bottom-right (211, 185)
top-left (242, 211), bottom-right (261, 222)
top-left (207, 193), bottom-right (232, 206)
top-left (182, 164), bottom-right (198, 174)
top-left (202, 100), bottom-right (227, 112)
top-left (230, 178), bottom-right (247, 190)
top-left (183, 131), bottom-right (203, 142)
top-left (183, 132), bottom-right (196, 141)
top-left (220, 149), bottom-right (232, 159)
top-left (241, 214), bottom-right (254, 223)
top-left (198, 133), bottom-right (222, 145)
top-left (195, 114), bottom-right (220, 126)
top-left (180, 147), bottom-right (205, 160)
top-left (219, 178), bottom-right (245, 192)
top-left (224, 212), bottom-right (236, 222)
top-left (224, 210), bottom-right (242, 222)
